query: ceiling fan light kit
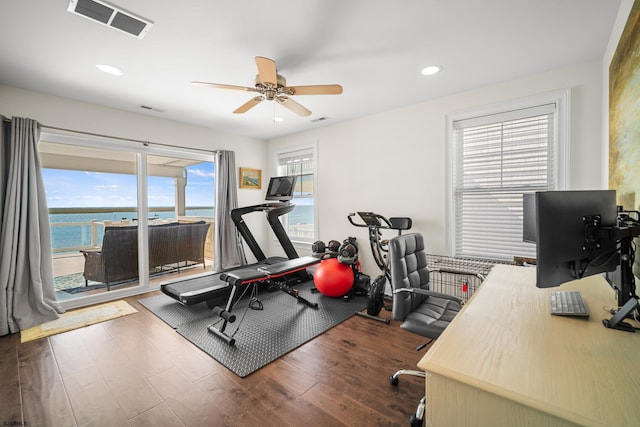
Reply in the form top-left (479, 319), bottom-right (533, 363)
top-left (193, 56), bottom-right (343, 117)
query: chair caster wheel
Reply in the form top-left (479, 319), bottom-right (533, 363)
top-left (409, 415), bottom-right (423, 427)
top-left (389, 375), bottom-right (399, 386)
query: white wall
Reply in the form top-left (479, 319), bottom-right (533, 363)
top-left (0, 84), bottom-right (270, 252)
top-left (267, 60), bottom-right (605, 276)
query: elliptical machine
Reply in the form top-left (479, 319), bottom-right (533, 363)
top-left (347, 212), bottom-right (412, 323)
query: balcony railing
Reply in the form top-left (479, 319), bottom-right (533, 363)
top-left (50, 219), bottom-right (104, 253)
top-left (49, 206), bottom-right (214, 254)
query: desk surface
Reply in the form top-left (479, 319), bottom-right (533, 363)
top-left (418, 264), bottom-right (640, 427)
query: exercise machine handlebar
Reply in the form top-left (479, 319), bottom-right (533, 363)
top-left (347, 212), bottom-right (412, 232)
top-left (348, 212), bottom-right (392, 229)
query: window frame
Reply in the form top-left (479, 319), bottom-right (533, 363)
top-left (445, 89), bottom-right (570, 260)
top-left (273, 142), bottom-right (318, 245)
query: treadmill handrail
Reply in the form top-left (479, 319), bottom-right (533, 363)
top-left (231, 202), bottom-right (298, 261)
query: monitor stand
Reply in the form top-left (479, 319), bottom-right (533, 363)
top-left (602, 297), bottom-right (639, 332)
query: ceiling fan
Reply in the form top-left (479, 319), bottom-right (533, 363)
top-left (192, 56), bottom-right (343, 117)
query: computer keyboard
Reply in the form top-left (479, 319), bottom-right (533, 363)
top-left (550, 291), bottom-right (589, 317)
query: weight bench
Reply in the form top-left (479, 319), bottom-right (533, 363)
top-left (208, 256), bottom-right (320, 345)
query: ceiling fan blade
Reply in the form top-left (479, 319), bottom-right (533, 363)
top-left (191, 81), bottom-right (257, 92)
top-left (255, 56), bottom-right (277, 87)
top-left (286, 84), bottom-right (343, 95)
top-left (276, 96), bottom-right (312, 117)
top-left (233, 96), bottom-right (264, 114)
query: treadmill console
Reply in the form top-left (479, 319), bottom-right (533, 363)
top-left (265, 175), bottom-right (297, 202)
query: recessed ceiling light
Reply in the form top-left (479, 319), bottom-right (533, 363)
top-left (96, 64), bottom-right (123, 76)
top-left (420, 65), bottom-right (442, 76)
top-left (273, 117), bottom-right (284, 123)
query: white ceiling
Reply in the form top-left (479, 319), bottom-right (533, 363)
top-left (0, 0), bottom-right (622, 140)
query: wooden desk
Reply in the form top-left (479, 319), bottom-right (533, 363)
top-left (417, 264), bottom-right (640, 427)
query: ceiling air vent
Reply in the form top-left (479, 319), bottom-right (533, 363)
top-left (67, 0), bottom-right (153, 39)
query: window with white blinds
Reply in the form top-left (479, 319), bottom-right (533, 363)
top-left (275, 145), bottom-right (316, 243)
top-left (450, 94), bottom-right (568, 261)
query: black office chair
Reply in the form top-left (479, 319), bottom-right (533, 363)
top-left (387, 232), bottom-right (464, 427)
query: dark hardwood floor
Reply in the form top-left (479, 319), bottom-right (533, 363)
top-left (1, 291), bottom-right (430, 427)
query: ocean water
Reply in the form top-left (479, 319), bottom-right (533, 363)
top-left (49, 205), bottom-right (313, 252)
top-left (287, 204), bottom-right (313, 226)
top-left (49, 208), bottom-right (214, 252)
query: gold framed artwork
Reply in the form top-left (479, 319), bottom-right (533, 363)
top-left (610, 1), bottom-right (640, 277)
top-left (610, 0), bottom-right (640, 210)
top-left (239, 167), bottom-right (262, 189)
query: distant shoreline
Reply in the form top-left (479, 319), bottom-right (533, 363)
top-left (48, 206), bottom-right (213, 214)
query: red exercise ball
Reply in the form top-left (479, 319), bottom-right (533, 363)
top-left (313, 258), bottom-right (354, 297)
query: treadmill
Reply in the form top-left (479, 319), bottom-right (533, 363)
top-left (161, 175), bottom-right (318, 308)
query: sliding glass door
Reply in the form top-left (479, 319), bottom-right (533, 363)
top-left (38, 132), bottom-right (215, 307)
top-left (146, 154), bottom-right (215, 286)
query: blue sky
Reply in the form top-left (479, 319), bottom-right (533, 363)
top-left (43, 162), bottom-right (215, 208)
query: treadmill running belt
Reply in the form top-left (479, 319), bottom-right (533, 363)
top-left (160, 256), bottom-right (297, 306)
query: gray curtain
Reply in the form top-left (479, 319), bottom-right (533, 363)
top-left (213, 150), bottom-right (246, 271)
top-left (0, 116), bottom-right (63, 336)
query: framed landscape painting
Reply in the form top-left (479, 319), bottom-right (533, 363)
top-left (610, 0), bottom-right (640, 277)
top-left (239, 167), bottom-right (262, 189)
top-left (610, 0), bottom-right (640, 210)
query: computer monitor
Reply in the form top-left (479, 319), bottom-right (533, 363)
top-left (530, 190), bottom-right (619, 288)
top-left (265, 175), bottom-right (297, 202)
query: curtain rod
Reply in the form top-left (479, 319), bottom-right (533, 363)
top-left (42, 124), bottom-right (154, 145)
top-left (41, 124), bottom-right (216, 152)
top-left (3, 117), bottom-right (217, 153)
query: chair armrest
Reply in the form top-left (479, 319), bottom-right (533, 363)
top-left (393, 288), bottom-right (464, 305)
top-left (80, 249), bottom-right (103, 258)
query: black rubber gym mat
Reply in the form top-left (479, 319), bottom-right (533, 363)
top-left (139, 281), bottom-right (367, 377)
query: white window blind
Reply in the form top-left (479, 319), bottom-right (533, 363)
top-left (276, 146), bottom-right (316, 243)
top-left (277, 148), bottom-right (314, 195)
top-left (452, 103), bottom-right (558, 261)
